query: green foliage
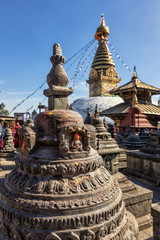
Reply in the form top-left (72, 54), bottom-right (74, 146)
top-left (0, 103), bottom-right (9, 116)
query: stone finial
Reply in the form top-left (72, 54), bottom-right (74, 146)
top-left (84, 108), bottom-right (91, 124)
top-left (95, 104), bottom-right (99, 118)
top-left (103, 117), bottom-right (108, 129)
top-left (47, 43), bottom-right (69, 88)
top-left (44, 43), bottom-right (73, 110)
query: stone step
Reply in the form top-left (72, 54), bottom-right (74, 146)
top-left (0, 170), bottom-right (11, 179)
top-left (0, 160), bottom-right (15, 166)
top-left (0, 160), bottom-right (16, 171)
top-left (137, 214), bottom-right (153, 231)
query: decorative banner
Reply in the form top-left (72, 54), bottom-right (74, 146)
top-left (108, 41), bottom-right (131, 71)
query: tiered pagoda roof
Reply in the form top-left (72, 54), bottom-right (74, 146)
top-left (101, 67), bottom-right (160, 126)
top-left (111, 67), bottom-right (160, 95)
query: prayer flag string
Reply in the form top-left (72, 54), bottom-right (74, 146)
top-left (108, 41), bottom-right (131, 71)
top-left (9, 39), bottom-right (95, 115)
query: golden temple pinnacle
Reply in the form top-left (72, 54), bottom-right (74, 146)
top-left (87, 14), bottom-right (121, 97)
top-left (95, 13), bottom-right (109, 41)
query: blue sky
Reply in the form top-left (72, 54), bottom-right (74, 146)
top-left (0, 0), bottom-right (160, 115)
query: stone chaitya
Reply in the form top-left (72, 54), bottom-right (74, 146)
top-left (85, 106), bottom-right (127, 171)
top-left (90, 105), bottom-right (122, 174)
top-left (0, 127), bottom-right (16, 178)
top-left (0, 43), bottom-right (138, 240)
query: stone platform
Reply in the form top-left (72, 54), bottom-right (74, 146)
top-left (123, 174), bottom-right (160, 239)
top-left (127, 150), bottom-right (160, 184)
top-left (114, 172), bottom-right (153, 232)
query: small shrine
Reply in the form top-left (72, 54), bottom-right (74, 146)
top-left (101, 67), bottom-right (160, 127)
top-left (119, 106), bottom-right (154, 133)
top-left (0, 43), bottom-right (138, 240)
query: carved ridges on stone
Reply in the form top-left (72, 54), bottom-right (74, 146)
top-left (0, 193), bottom-right (124, 229)
top-left (5, 167), bottom-right (115, 196)
top-left (0, 210), bottom-right (129, 240)
top-left (0, 199), bottom-right (127, 239)
top-left (16, 154), bottom-right (103, 176)
top-left (0, 181), bottom-right (120, 212)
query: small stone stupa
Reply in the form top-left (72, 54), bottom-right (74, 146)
top-left (0, 127), bottom-right (16, 177)
top-left (90, 105), bottom-right (122, 174)
top-left (0, 43), bottom-right (138, 239)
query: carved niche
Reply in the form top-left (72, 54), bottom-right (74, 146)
top-left (59, 126), bottom-right (90, 159)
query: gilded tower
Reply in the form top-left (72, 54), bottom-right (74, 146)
top-left (88, 14), bottom-right (121, 97)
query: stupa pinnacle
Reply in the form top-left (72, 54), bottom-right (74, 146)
top-left (87, 14), bottom-right (121, 97)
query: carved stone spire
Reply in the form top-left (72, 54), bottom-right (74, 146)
top-left (44, 43), bottom-right (73, 110)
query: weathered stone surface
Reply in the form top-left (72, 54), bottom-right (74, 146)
top-left (151, 203), bottom-right (160, 239)
top-left (0, 43), bottom-right (139, 240)
top-left (114, 172), bottom-right (153, 231)
top-left (85, 106), bottom-right (152, 232)
top-left (126, 129), bottom-right (160, 184)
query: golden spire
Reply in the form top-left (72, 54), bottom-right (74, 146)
top-left (95, 14), bottom-right (109, 41)
top-left (131, 66), bottom-right (140, 84)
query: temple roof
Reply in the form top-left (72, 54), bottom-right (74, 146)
top-left (111, 67), bottom-right (160, 95)
top-left (101, 102), bottom-right (160, 116)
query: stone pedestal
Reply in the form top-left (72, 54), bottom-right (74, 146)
top-left (151, 203), bottom-right (160, 239)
